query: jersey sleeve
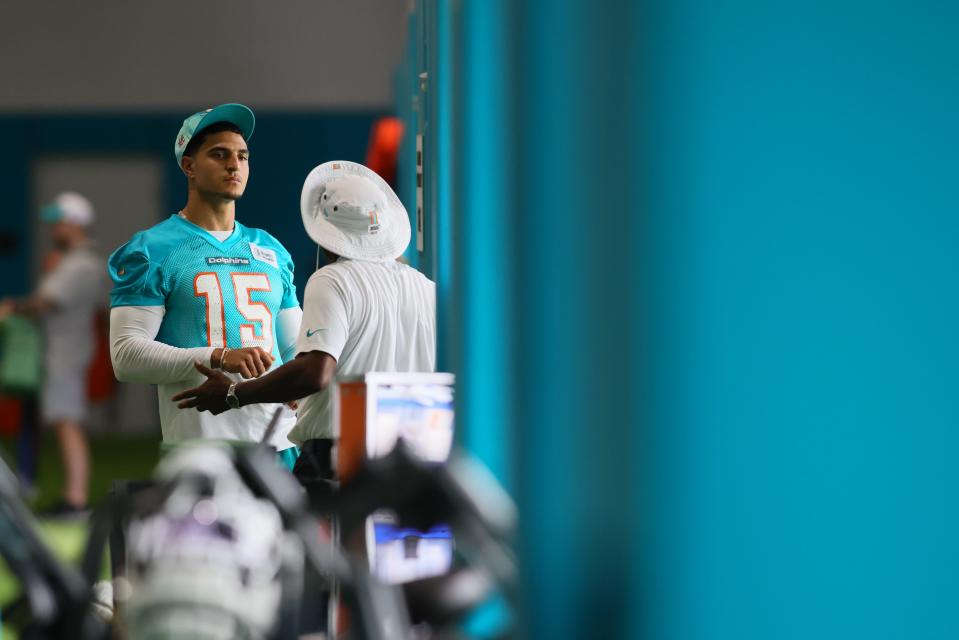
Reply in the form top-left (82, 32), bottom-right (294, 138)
top-left (278, 244), bottom-right (299, 310)
top-left (108, 236), bottom-right (166, 307)
top-left (296, 273), bottom-right (349, 361)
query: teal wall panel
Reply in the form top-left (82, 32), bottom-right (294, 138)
top-left (514, 1), bottom-right (640, 637)
top-left (431, 0), bottom-right (454, 372)
top-left (640, 2), bottom-right (959, 638)
top-left (450, 0), bottom-right (516, 488)
top-left (394, 1), bottom-right (959, 637)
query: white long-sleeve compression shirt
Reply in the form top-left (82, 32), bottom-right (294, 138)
top-left (109, 305), bottom-right (303, 384)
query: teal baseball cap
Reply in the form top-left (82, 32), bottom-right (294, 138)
top-left (174, 103), bottom-right (255, 165)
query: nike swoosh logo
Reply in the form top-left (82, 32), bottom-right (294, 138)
top-left (306, 328), bottom-right (327, 337)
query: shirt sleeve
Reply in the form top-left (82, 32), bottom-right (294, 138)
top-left (296, 274), bottom-right (349, 361)
top-left (276, 306), bottom-right (303, 364)
top-left (108, 237), bottom-right (166, 307)
top-left (109, 305), bottom-right (215, 384)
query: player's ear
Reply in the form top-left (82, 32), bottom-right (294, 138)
top-left (180, 155), bottom-right (195, 178)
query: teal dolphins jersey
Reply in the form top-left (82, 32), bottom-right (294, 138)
top-left (108, 214), bottom-right (299, 446)
top-left (109, 215), bottom-right (298, 356)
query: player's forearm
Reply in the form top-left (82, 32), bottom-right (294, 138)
top-left (111, 333), bottom-right (213, 384)
top-left (11, 296), bottom-right (55, 318)
top-left (110, 306), bottom-right (214, 384)
top-left (235, 353), bottom-right (332, 406)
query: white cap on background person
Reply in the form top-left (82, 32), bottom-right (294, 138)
top-left (40, 191), bottom-right (95, 227)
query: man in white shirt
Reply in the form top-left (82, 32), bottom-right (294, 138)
top-left (172, 160), bottom-right (436, 477)
top-left (0, 192), bottom-right (108, 515)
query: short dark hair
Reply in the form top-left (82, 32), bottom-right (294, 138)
top-left (182, 121), bottom-right (244, 158)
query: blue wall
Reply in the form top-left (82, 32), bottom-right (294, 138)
top-left (641, 2), bottom-right (959, 638)
top-left (403, 0), bottom-right (959, 638)
top-left (0, 112), bottom-right (381, 301)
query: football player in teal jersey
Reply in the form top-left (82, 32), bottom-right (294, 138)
top-left (108, 104), bottom-right (302, 468)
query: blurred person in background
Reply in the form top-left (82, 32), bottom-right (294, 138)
top-left (365, 115), bottom-right (404, 189)
top-left (0, 191), bottom-right (107, 517)
top-left (108, 103), bottom-right (303, 469)
top-left (172, 160), bottom-right (434, 486)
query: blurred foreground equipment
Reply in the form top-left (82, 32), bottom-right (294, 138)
top-left (90, 438), bottom-right (515, 639)
top-left (86, 372), bottom-right (516, 638)
top-left (0, 456), bottom-right (107, 639)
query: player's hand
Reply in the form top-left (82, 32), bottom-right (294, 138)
top-left (220, 347), bottom-right (274, 379)
top-left (171, 362), bottom-right (233, 414)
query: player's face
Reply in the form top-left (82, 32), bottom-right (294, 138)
top-left (50, 221), bottom-right (83, 250)
top-left (188, 131), bottom-right (250, 201)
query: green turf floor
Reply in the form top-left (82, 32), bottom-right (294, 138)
top-left (0, 434), bottom-right (161, 638)
top-left (1, 433), bottom-right (162, 510)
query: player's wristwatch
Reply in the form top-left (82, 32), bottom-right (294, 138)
top-left (225, 382), bottom-right (241, 410)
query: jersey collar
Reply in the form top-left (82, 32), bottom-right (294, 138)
top-left (171, 213), bottom-right (245, 250)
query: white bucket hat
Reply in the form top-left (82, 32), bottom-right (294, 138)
top-left (300, 161), bottom-right (411, 262)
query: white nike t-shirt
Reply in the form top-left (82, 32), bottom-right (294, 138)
top-left (289, 258), bottom-right (436, 444)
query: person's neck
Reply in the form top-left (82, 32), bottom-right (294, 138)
top-left (181, 192), bottom-right (236, 232)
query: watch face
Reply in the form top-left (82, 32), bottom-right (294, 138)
top-left (227, 385), bottom-right (240, 409)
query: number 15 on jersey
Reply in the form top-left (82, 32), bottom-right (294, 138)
top-left (194, 272), bottom-right (274, 352)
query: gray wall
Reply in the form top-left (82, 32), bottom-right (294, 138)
top-left (0, 0), bottom-right (408, 112)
